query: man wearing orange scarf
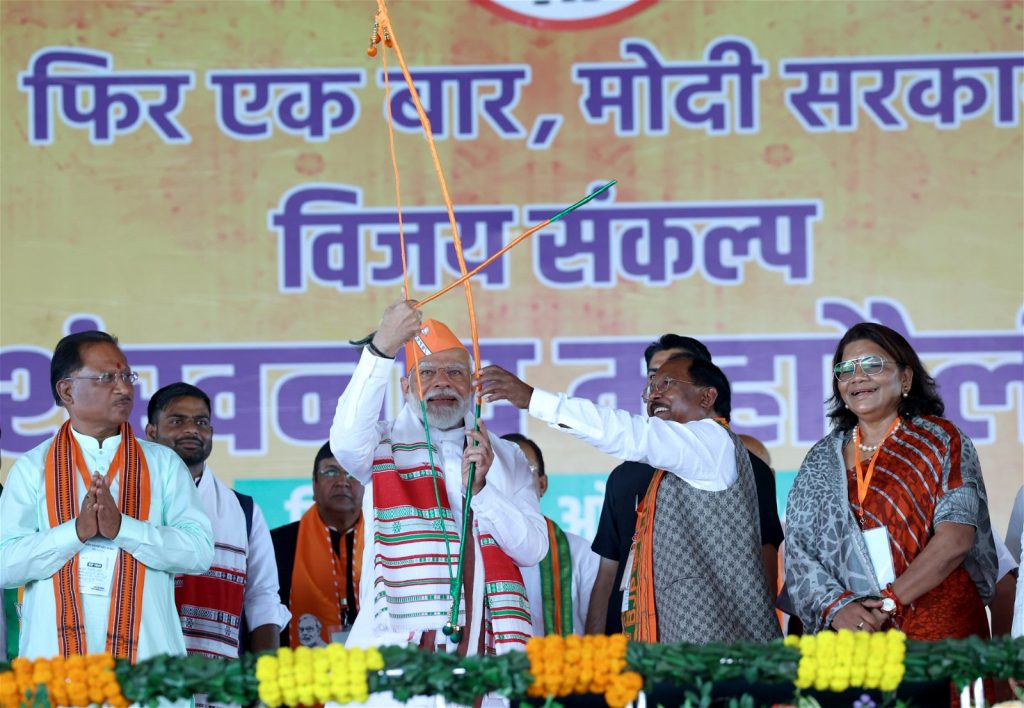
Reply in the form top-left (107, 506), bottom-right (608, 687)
top-left (271, 442), bottom-right (364, 648)
top-left (330, 300), bottom-right (547, 657)
top-left (478, 353), bottom-right (780, 645)
top-left (0, 331), bottom-right (213, 661)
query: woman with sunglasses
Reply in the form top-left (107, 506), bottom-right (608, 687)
top-left (784, 322), bottom-right (998, 641)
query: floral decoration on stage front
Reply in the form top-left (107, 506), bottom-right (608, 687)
top-left (256, 645), bottom-right (383, 707)
top-left (526, 634), bottom-right (643, 708)
top-left (0, 654), bottom-right (127, 708)
top-left (0, 634), bottom-right (1021, 708)
top-left (786, 629), bottom-right (906, 692)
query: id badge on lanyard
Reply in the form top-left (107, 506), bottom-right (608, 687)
top-left (79, 539), bottom-right (119, 596)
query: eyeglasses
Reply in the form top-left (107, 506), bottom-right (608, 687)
top-left (63, 371), bottom-right (139, 386)
top-left (415, 366), bottom-right (468, 382)
top-left (318, 467), bottom-right (350, 479)
top-left (644, 377), bottom-right (698, 399)
top-left (833, 355), bottom-right (889, 381)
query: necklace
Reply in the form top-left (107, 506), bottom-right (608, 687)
top-left (854, 418), bottom-right (901, 454)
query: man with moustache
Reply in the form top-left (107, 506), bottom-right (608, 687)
top-left (270, 443), bottom-right (365, 647)
top-left (0, 331), bottom-right (213, 661)
top-left (330, 301), bottom-right (547, 656)
top-left (478, 353), bottom-right (780, 644)
top-left (147, 383), bottom-right (290, 657)
top-left (586, 334), bottom-right (784, 634)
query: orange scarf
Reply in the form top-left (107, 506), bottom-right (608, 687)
top-left (44, 421), bottom-right (150, 661)
top-left (621, 469), bottom-right (664, 642)
top-left (288, 504), bottom-right (364, 647)
top-left (623, 418), bottom-right (730, 642)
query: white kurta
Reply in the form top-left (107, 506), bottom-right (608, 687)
top-left (0, 427), bottom-right (214, 660)
top-left (330, 348), bottom-right (548, 653)
top-left (520, 525), bottom-right (600, 636)
top-left (528, 388), bottom-right (737, 489)
top-left (180, 470), bottom-right (290, 656)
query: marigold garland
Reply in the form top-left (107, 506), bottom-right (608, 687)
top-left (256, 644), bottom-right (384, 707)
top-left (786, 629), bottom-right (906, 693)
top-left (526, 634), bottom-right (642, 708)
top-left (0, 654), bottom-right (127, 708)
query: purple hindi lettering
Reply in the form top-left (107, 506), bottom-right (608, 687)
top-left (901, 55), bottom-right (1023, 128)
top-left (670, 37), bottom-right (767, 135)
top-left (370, 207), bottom-right (516, 289)
top-left (208, 69), bottom-right (365, 141)
top-left (379, 65), bottom-right (529, 140)
top-left (934, 362), bottom-right (1024, 443)
top-left (701, 201), bottom-right (821, 284)
top-left (782, 53), bottom-right (1024, 132)
top-left (19, 47), bottom-right (193, 145)
top-left (269, 184), bottom-right (365, 292)
top-left (573, 37), bottom-right (766, 137)
top-left (617, 209), bottom-right (697, 285)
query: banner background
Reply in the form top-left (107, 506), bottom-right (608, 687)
top-left (2, 0), bottom-right (1021, 538)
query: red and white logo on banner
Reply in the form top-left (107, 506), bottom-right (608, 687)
top-left (473, 0), bottom-right (655, 30)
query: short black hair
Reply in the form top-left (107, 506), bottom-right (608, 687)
top-left (827, 322), bottom-right (944, 431)
top-left (663, 352), bottom-right (733, 421)
top-left (51, 330), bottom-right (120, 406)
top-left (313, 441), bottom-right (336, 481)
top-left (147, 383), bottom-right (211, 425)
top-left (644, 334), bottom-right (712, 369)
top-left (500, 433), bottom-right (545, 477)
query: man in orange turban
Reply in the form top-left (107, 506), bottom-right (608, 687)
top-left (329, 300), bottom-right (547, 659)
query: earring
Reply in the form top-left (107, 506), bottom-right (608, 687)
top-left (902, 390), bottom-right (908, 398)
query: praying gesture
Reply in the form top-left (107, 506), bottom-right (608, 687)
top-left (75, 474), bottom-right (122, 542)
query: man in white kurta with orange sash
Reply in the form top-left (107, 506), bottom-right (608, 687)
top-left (0, 331), bottom-right (213, 661)
top-left (330, 301), bottom-right (547, 657)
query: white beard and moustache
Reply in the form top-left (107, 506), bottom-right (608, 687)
top-left (408, 386), bottom-right (471, 430)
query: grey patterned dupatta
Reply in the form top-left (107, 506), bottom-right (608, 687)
top-left (783, 417), bottom-right (997, 633)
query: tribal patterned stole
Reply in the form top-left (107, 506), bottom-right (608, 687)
top-left (44, 421), bottom-right (150, 661)
top-left (370, 407), bottom-right (531, 653)
top-left (538, 517), bottom-right (573, 636)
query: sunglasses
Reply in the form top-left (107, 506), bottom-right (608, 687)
top-left (833, 355), bottom-right (889, 381)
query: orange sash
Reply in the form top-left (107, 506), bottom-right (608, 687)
top-left (43, 421), bottom-right (150, 661)
top-left (288, 504), bottom-right (364, 647)
top-left (621, 469), bottom-right (664, 642)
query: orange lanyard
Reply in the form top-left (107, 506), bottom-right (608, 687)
top-left (853, 417), bottom-right (901, 506)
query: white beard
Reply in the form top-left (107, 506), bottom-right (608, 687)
top-left (407, 387), bottom-right (471, 431)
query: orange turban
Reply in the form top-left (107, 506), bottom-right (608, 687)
top-left (404, 319), bottom-right (467, 372)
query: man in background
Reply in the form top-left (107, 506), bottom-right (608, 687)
top-left (147, 382), bottom-right (289, 657)
top-left (271, 442), bottom-right (364, 647)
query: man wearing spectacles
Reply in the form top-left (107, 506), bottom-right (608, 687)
top-left (501, 433), bottom-right (600, 637)
top-left (146, 383), bottom-right (290, 665)
top-left (0, 330), bottom-right (214, 662)
top-left (330, 300), bottom-right (547, 660)
top-left (478, 352), bottom-right (781, 645)
top-left (271, 442), bottom-right (365, 648)
top-left (585, 334), bottom-right (784, 636)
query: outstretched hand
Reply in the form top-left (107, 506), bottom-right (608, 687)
top-left (371, 299), bottom-right (422, 357)
top-left (475, 365), bottom-right (534, 410)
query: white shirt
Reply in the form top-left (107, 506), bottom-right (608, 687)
top-left (520, 525), bottom-right (600, 636)
top-left (528, 388), bottom-right (738, 491)
top-left (0, 427), bottom-right (214, 660)
top-left (330, 348), bottom-right (548, 651)
top-left (187, 470), bottom-right (291, 650)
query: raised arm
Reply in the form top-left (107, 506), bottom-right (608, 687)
top-left (476, 365), bottom-right (735, 491)
top-left (331, 300), bottom-right (421, 484)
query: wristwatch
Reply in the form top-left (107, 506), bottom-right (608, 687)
top-left (880, 597), bottom-right (897, 614)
